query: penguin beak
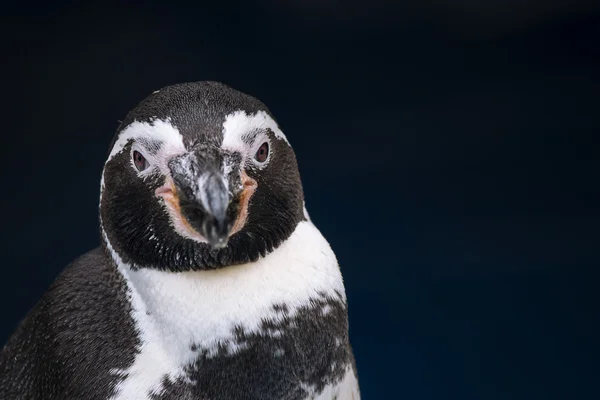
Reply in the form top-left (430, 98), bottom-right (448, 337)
top-left (190, 171), bottom-right (231, 248)
top-left (158, 149), bottom-right (256, 249)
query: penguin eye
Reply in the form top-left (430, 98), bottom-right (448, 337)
top-left (133, 150), bottom-right (149, 172)
top-left (255, 142), bottom-right (269, 163)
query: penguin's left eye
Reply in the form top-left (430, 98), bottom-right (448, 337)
top-left (255, 142), bottom-right (269, 163)
top-left (133, 150), bottom-right (149, 172)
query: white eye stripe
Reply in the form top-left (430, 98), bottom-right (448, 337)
top-left (106, 118), bottom-right (187, 179)
top-left (222, 110), bottom-right (289, 147)
top-left (136, 137), bottom-right (163, 155)
top-left (222, 110), bottom-right (286, 169)
top-left (240, 128), bottom-right (262, 144)
top-left (107, 112), bottom-right (284, 177)
top-left (107, 118), bottom-right (186, 164)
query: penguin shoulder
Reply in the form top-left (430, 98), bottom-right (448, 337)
top-left (1, 248), bottom-right (138, 399)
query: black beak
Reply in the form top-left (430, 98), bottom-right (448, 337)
top-left (168, 148), bottom-right (241, 249)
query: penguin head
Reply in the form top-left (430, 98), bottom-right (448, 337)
top-left (100, 82), bottom-right (305, 270)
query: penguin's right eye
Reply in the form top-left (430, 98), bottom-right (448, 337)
top-left (133, 150), bottom-right (149, 172)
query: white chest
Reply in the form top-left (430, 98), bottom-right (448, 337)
top-left (106, 221), bottom-right (346, 400)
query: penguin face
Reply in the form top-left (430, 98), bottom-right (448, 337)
top-left (100, 82), bottom-right (305, 271)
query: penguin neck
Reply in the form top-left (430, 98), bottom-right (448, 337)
top-left (101, 220), bottom-right (346, 356)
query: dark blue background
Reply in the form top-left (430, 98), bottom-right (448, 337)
top-left (1, 1), bottom-right (599, 398)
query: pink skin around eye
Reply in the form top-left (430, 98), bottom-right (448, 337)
top-left (256, 143), bottom-right (268, 162)
top-left (155, 185), bottom-right (172, 196)
top-left (133, 151), bottom-right (147, 171)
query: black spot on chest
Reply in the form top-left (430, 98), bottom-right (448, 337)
top-left (152, 296), bottom-right (351, 400)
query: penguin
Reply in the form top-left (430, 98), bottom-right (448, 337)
top-left (0, 81), bottom-right (360, 400)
